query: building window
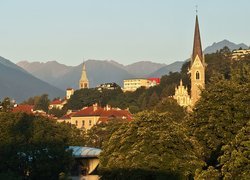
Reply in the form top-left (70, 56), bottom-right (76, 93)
top-left (196, 71), bottom-right (200, 80)
top-left (89, 120), bottom-right (92, 126)
top-left (75, 120), bottom-right (78, 127)
top-left (82, 120), bottom-right (85, 127)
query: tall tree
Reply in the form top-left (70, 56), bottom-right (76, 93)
top-left (34, 94), bottom-right (50, 113)
top-left (100, 111), bottom-right (203, 179)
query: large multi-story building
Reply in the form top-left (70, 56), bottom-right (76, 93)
top-left (123, 78), bottom-right (160, 92)
top-left (174, 15), bottom-right (205, 107)
top-left (58, 103), bottom-right (132, 130)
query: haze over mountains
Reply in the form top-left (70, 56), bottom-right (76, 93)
top-left (0, 57), bottom-right (64, 103)
top-left (0, 39), bottom-right (248, 102)
top-left (17, 39), bottom-right (248, 90)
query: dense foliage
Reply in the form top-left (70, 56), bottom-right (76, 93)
top-left (84, 118), bottom-right (127, 149)
top-left (99, 111), bottom-right (203, 179)
top-left (0, 112), bottom-right (84, 179)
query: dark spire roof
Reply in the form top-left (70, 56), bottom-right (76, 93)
top-left (192, 15), bottom-right (203, 63)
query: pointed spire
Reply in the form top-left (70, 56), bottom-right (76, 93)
top-left (80, 63), bottom-right (88, 81)
top-left (192, 15), bottom-right (203, 64)
top-left (79, 62), bottom-right (89, 89)
top-left (180, 79), bottom-right (183, 86)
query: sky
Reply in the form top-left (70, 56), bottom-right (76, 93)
top-left (0, 0), bottom-right (249, 66)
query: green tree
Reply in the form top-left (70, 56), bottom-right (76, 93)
top-left (34, 94), bottom-right (50, 113)
top-left (84, 118), bottom-right (127, 148)
top-left (219, 121), bottom-right (250, 179)
top-left (100, 111), bottom-right (204, 179)
top-left (49, 107), bottom-right (67, 118)
top-left (21, 95), bottom-right (41, 105)
top-left (194, 166), bottom-right (221, 180)
top-left (0, 97), bottom-right (13, 112)
top-left (154, 97), bottom-right (186, 121)
top-left (0, 112), bottom-right (85, 179)
top-left (147, 92), bottom-right (160, 109)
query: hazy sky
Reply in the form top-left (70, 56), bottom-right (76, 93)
top-left (0, 0), bottom-right (249, 66)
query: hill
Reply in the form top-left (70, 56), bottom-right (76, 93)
top-left (204, 39), bottom-right (248, 54)
top-left (125, 61), bottom-right (166, 77)
top-left (0, 56), bottom-right (64, 102)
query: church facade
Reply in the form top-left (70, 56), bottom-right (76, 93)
top-left (174, 15), bottom-right (205, 107)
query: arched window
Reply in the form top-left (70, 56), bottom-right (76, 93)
top-left (196, 71), bottom-right (200, 80)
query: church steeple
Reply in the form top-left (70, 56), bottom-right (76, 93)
top-left (79, 63), bottom-right (89, 89)
top-left (190, 14), bottom-right (205, 106)
top-left (192, 15), bottom-right (203, 64)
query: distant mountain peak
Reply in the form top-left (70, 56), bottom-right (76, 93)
top-left (204, 39), bottom-right (248, 54)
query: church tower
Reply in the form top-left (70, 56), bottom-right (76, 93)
top-left (79, 63), bottom-right (89, 89)
top-left (190, 15), bottom-right (205, 105)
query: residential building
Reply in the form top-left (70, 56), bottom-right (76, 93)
top-left (58, 103), bottom-right (132, 130)
top-left (123, 78), bottom-right (160, 92)
top-left (12, 104), bottom-right (34, 114)
top-left (96, 82), bottom-right (120, 91)
top-left (49, 99), bottom-right (67, 110)
top-left (231, 49), bottom-right (250, 60)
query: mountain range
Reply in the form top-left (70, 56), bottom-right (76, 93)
top-left (17, 39), bottom-right (248, 91)
top-left (0, 56), bottom-right (64, 103)
top-left (0, 39), bottom-right (248, 102)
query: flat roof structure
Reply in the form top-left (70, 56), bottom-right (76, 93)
top-left (69, 146), bottom-right (102, 158)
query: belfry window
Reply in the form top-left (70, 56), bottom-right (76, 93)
top-left (196, 71), bottom-right (200, 80)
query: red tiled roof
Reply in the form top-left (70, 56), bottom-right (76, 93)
top-left (73, 106), bottom-right (103, 117)
top-left (71, 105), bottom-right (133, 122)
top-left (12, 105), bottom-right (34, 114)
top-left (50, 99), bottom-right (63, 105)
top-left (148, 78), bottom-right (160, 84)
top-left (60, 112), bottom-right (77, 119)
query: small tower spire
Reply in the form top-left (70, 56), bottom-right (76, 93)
top-left (79, 61), bottom-right (89, 89)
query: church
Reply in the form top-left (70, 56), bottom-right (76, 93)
top-left (174, 15), bottom-right (206, 107)
top-left (79, 63), bottom-right (89, 89)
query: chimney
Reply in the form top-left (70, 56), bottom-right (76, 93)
top-left (93, 103), bottom-right (98, 111)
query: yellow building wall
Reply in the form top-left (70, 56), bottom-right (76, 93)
top-left (70, 116), bottom-right (100, 130)
top-left (123, 79), bottom-right (149, 92)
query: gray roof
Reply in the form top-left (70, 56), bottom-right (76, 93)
top-left (69, 146), bottom-right (102, 158)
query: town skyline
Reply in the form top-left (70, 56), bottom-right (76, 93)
top-left (0, 0), bottom-right (249, 66)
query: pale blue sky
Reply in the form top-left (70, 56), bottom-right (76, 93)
top-left (0, 0), bottom-right (249, 66)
